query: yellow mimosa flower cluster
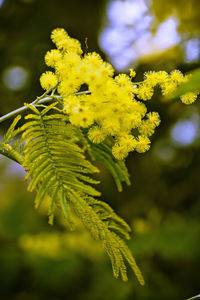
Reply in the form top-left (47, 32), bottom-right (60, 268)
top-left (40, 28), bottom-right (199, 160)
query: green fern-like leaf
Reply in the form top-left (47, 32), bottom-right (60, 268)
top-left (21, 103), bottom-right (99, 221)
top-left (21, 103), bottom-right (144, 284)
top-left (66, 190), bottom-right (144, 284)
top-left (89, 140), bottom-right (131, 192)
top-left (0, 115), bottom-right (24, 164)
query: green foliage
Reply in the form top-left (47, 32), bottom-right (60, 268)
top-left (169, 68), bottom-right (200, 98)
top-left (89, 141), bottom-right (131, 192)
top-left (11, 101), bottom-right (144, 284)
top-left (151, 0), bottom-right (200, 35)
top-left (0, 116), bottom-right (24, 165)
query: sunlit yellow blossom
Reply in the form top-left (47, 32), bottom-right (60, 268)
top-left (40, 71), bottom-right (58, 90)
top-left (138, 120), bottom-right (155, 137)
top-left (138, 112), bottom-right (160, 137)
top-left (147, 112), bottom-right (160, 127)
top-left (136, 136), bottom-right (151, 153)
top-left (41, 28), bottom-right (195, 161)
top-left (63, 95), bottom-right (80, 114)
top-left (129, 69), bottom-right (136, 78)
top-left (78, 61), bottom-right (90, 75)
top-left (161, 81), bottom-right (177, 96)
top-left (112, 143), bottom-right (129, 160)
top-left (170, 70), bottom-right (184, 84)
top-left (156, 71), bottom-right (169, 84)
top-left (104, 80), bottom-right (119, 98)
top-left (58, 77), bottom-right (81, 95)
top-left (85, 70), bottom-right (103, 85)
top-left (88, 126), bottom-right (107, 143)
top-left (84, 52), bottom-right (103, 68)
top-left (70, 109), bottom-right (94, 128)
top-left (115, 74), bottom-right (132, 86)
top-left (66, 38), bottom-right (82, 55)
top-left (144, 71), bottom-right (159, 87)
top-left (180, 92), bottom-right (198, 104)
top-left (131, 101), bottom-right (147, 117)
top-left (89, 81), bottom-right (106, 93)
top-left (136, 84), bottom-right (154, 101)
top-left (55, 61), bottom-right (68, 80)
top-left (125, 112), bottom-right (142, 129)
top-left (45, 49), bottom-right (62, 67)
top-left (117, 134), bottom-right (137, 152)
top-left (100, 62), bottom-right (114, 77)
top-left (101, 119), bottom-right (120, 135)
top-left (63, 53), bottom-right (81, 69)
top-left (51, 28), bottom-right (68, 45)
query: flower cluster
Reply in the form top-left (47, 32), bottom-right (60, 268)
top-left (40, 28), bottom-right (199, 160)
top-left (135, 70), bottom-right (199, 104)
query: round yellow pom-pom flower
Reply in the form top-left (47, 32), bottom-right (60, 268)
top-left (45, 49), bottom-right (62, 67)
top-left (117, 134), bottom-right (137, 152)
top-left (136, 136), bottom-right (151, 153)
top-left (88, 126), bottom-right (106, 144)
top-left (40, 71), bottom-right (58, 90)
top-left (144, 71), bottom-right (159, 87)
top-left (112, 143), bottom-right (129, 160)
top-left (136, 84), bottom-right (154, 101)
top-left (170, 70), bottom-right (184, 84)
top-left (51, 28), bottom-right (68, 45)
top-left (147, 112), bottom-right (160, 127)
top-left (180, 92), bottom-right (198, 105)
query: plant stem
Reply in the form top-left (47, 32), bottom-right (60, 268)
top-left (0, 90), bottom-right (90, 124)
top-left (0, 96), bottom-right (59, 124)
top-left (0, 143), bottom-right (24, 165)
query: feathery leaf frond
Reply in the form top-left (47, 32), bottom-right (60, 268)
top-left (66, 189), bottom-right (144, 284)
top-left (20, 104), bottom-right (144, 283)
top-left (90, 141), bottom-right (131, 192)
top-left (21, 104), bottom-right (100, 223)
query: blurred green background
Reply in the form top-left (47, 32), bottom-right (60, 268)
top-left (0, 0), bottom-right (200, 299)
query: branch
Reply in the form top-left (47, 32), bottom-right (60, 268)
top-left (0, 143), bottom-right (24, 165)
top-left (0, 90), bottom-right (90, 124)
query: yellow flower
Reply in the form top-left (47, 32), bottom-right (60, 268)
top-left (129, 69), bottom-right (136, 78)
top-left (41, 28), bottom-right (195, 162)
top-left (136, 84), bottom-right (154, 101)
top-left (144, 71), bottom-right (159, 87)
top-left (180, 92), bottom-right (198, 104)
top-left (112, 143), bottom-right (129, 160)
top-left (136, 136), bottom-right (151, 153)
top-left (84, 52), bottom-right (103, 68)
top-left (170, 70), bottom-right (184, 84)
top-left (58, 77), bottom-right (81, 95)
top-left (51, 28), bottom-right (68, 45)
top-left (156, 71), bottom-right (169, 84)
top-left (117, 134), bottom-right (137, 152)
top-left (40, 71), bottom-right (58, 90)
top-left (138, 120), bottom-right (155, 137)
top-left (88, 126), bottom-right (106, 143)
top-left (100, 62), bottom-right (114, 78)
top-left (147, 112), bottom-right (160, 127)
top-left (70, 108), bottom-right (94, 128)
top-left (63, 53), bottom-right (81, 69)
top-left (131, 101), bottom-right (147, 118)
top-left (161, 81), bottom-right (177, 96)
top-left (101, 118), bottom-right (120, 136)
top-left (45, 49), bottom-right (62, 67)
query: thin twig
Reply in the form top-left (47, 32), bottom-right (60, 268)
top-left (0, 90), bottom-right (91, 124)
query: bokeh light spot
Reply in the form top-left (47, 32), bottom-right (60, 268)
top-left (185, 38), bottom-right (200, 62)
top-left (154, 17), bottom-right (180, 49)
top-left (171, 119), bottom-right (198, 146)
top-left (3, 66), bottom-right (28, 90)
top-left (0, 0), bottom-right (5, 7)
